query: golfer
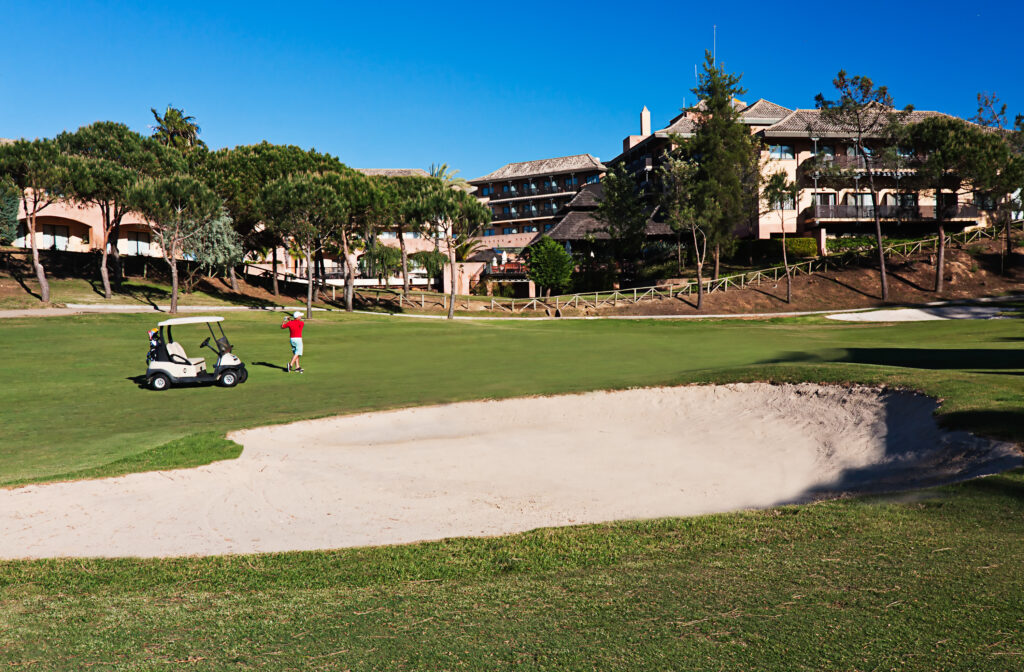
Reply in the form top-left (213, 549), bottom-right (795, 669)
top-left (281, 311), bottom-right (305, 373)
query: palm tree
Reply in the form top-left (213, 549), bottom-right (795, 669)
top-left (150, 105), bottom-right (206, 152)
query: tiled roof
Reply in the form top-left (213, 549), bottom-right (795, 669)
top-left (472, 154), bottom-right (605, 182)
top-left (655, 115), bottom-right (696, 137)
top-left (357, 168), bottom-right (430, 177)
top-left (761, 107), bottom-right (951, 138)
top-left (739, 99), bottom-right (792, 123)
top-left (0, 138), bottom-right (13, 145)
top-left (546, 209), bottom-right (672, 241)
top-left (564, 183), bottom-right (603, 209)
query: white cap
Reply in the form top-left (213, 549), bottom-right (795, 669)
top-left (292, 311), bottom-right (302, 318)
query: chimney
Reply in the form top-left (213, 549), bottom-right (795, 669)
top-left (622, 106), bottom-right (653, 152)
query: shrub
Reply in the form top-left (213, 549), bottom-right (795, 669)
top-left (785, 237), bottom-right (818, 258)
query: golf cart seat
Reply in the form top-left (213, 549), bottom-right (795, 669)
top-left (165, 341), bottom-right (205, 368)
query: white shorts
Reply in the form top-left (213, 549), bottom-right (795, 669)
top-left (290, 337), bottom-right (303, 356)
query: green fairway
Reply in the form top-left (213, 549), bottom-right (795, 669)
top-left (2, 311), bottom-right (1023, 669)
top-left (1, 311), bottom-right (1023, 485)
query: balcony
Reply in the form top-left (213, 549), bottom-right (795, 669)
top-left (486, 183), bottom-right (579, 201)
top-left (800, 153), bottom-right (923, 178)
top-left (492, 208), bottom-right (561, 221)
top-left (803, 204), bottom-right (981, 221)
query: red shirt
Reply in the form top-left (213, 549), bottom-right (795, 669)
top-left (282, 319), bottom-right (304, 338)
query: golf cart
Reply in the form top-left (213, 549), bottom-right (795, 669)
top-left (145, 316), bottom-right (248, 391)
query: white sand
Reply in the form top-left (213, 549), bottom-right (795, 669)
top-left (827, 305), bottom-right (1013, 321)
top-left (0, 383), bottom-right (1018, 559)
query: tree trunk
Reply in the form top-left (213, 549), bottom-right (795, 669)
top-left (109, 221), bottom-right (123, 284)
top-left (26, 208), bottom-right (50, 303)
top-left (397, 224), bottom-right (410, 296)
top-left (712, 244), bottom-right (720, 281)
top-left (305, 249), bottom-right (314, 319)
top-left (447, 236), bottom-right (457, 320)
top-left (167, 248), bottom-right (179, 315)
top-left (228, 265), bottom-right (239, 292)
top-left (99, 244), bottom-right (112, 300)
top-left (271, 246), bottom-right (280, 296)
top-left (340, 228), bottom-right (354, 312)
top-left (676, 232), bottom-right (683, 273)
top-left (867, 173), bottom-right (888, 301)
top-left (98, 206), bottom-right (113, 299)
top-left (691, 228), bottom-right (704, 311)
top-left (1006, 213), bottom-right (1014, 271)
top-left (781, 216), bottom-right (791, 304)
top-left (935, 219), bottom-right (946, 293)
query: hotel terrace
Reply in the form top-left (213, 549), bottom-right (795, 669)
top-left (611, 100), bottom-right (996, 247)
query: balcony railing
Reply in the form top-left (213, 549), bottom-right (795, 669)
top-left (800, 153), bottom-right (924, 176)
top-left (492, 209), bottom-right (559, 221)
top-left (488, 183), bottom-right (578, 201)
top-left (804, 204), bottom-right (981, 221)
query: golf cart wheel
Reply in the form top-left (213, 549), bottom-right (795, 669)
top-left (149, 373), bottom-right (170, 391)
top-left (219, 370), bottom-right (239, 388)
top-left (237, 367), bottom-right (248, 384)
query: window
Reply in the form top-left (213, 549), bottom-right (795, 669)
top-left (403, 232), bottom-right (420, 239)
top-left (481, 186), bottom-right (492, 196)
top-left (503, 227), bottom-right (518, 235)
top-left (975, 192), bottom-right (996, 210)
top-left (586, 174), bottom-right (600, 184)
top-left (893, 193), bottom-right (917, 208)
top-left (523, 225), bottom-right (539, 233)
top-left (379, 231), bottom-right (397, 239)
top-left (771, 196), bottom-right (796, 210)
top-left (42, 224), bottom-right (69, 251)
top-left (503, 206), bottom-right (510, 215)
top-left (817, 145), bottom-right (835, 158)
top-left (123, 231), bottom-right (151, 256)
top-left (544, 223), bottom-right (553, 231)
top-left (814, 192), bottom-right (837, 206)
top-left (897, 146), bottom-right (914, 158)
top-left (502, 185), bottom-right (511, 193)
top-left (847, 193), bottom-right (872, 207)
top-left (483, 228), bottom-right (495, 236)
top-left (769, 145), bottom-right (795, 160)
top-left (564, 176), bottom-right (578, 187)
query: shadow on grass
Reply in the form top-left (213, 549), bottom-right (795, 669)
top-left (765, 347), bottom-right (1024, 371)
top-left (251, 361), bottom-right (288, 372)
top-left (939, 409), bottom-right (1024, 443)
top-left (10, 267), bottom-right (42, 301)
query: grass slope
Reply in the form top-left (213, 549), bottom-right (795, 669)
top-left (1, 312), bottom-right (1023, 485)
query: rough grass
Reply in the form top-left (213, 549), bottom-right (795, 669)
top-left (2, 471), bottom-right (1022, 669)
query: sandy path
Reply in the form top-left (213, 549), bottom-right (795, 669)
top-left (0, 383), bottom-right (1018, 559)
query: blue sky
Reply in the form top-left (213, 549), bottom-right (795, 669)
top-left (2, 0), bottom-right (1021, 179)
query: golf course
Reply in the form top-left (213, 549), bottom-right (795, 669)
top-left (1, 308), bottom-right (1023, 669)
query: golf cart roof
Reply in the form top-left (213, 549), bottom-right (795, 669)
top-left (157, 316), bottom-right (225, 327)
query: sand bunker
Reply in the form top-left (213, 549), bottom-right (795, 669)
top-left (1, 384), bottom-right (1018, 559)
top-left (828, 305), bottom-right (1015, 322)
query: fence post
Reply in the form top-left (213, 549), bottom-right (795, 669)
top-left (491, 297), bottom-right (494, 310)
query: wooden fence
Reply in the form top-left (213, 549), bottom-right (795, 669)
top-left (354, 220), bottom-right (1024, 315)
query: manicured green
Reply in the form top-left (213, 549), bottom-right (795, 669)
top-left (2, 311), bottom-right (1023, 485)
